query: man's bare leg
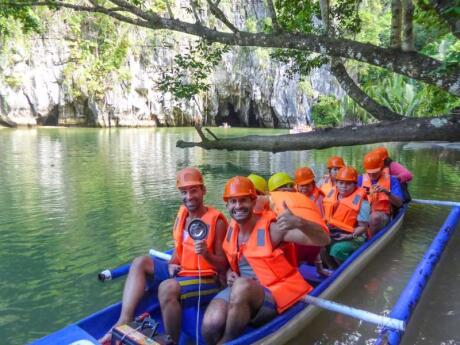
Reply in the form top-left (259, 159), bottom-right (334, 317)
top-left (219, 278), bottom-right (265, 343)
top-left (202, 299), bottom-right (228, 345)
top-left (99, 255), bottom-right (154, 344)
top-left (158, 278), bottom-right (182, 343)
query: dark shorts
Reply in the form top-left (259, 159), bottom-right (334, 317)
top-left (214, 285), bottom-right (277, 326)
top-left (149, 257), bottom-right (221, 307)
top-left (295, 244), bottom-right (321, 264)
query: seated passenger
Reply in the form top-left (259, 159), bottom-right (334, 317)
top-left (358, 152), bottom-right (403, 236)
top-left (323, 167), bottom-right (370, 265)
top-left (201, 177), bottom-right (330, 344)
top-left (318, 156), bottom-right (346, 195)
top-left (294, 167), bottom-right (330, 275)
top-left (267, 173), bottom-right (328, 272)
top-left (295, 167), bottom-right (325, 217)
top-left (99, 167), bottom-right (228, 345)
top-left (373, 146), bottom-right (413, 202)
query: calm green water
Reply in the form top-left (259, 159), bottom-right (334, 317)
top-left (0, 127), bottom-right (459, 345)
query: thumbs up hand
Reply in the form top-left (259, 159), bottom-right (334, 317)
top-left (277, 201), bottom-right (300, 232)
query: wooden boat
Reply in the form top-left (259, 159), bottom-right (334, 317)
top-left (30, 205), bottom-right (407, 345)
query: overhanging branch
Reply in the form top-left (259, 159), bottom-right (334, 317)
top-left (177, 114), bottom-right (460, 152)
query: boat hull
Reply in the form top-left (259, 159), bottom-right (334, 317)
top-left (30, 206), bottom-right (407, 345)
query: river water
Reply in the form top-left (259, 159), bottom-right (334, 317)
top-left (0, 127), bottom-right (459, 345)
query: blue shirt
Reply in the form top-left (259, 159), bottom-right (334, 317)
top-left (357, 175), bottom-right (403, 200)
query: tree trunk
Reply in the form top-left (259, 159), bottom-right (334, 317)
top-left (176, 113), bottom-right (460, 152)
top-left (330, 60), bottom-right (403, 121)
top-left (319, 0), bottom-right (330, 34)
top-left (401, 0), bottom-right (415, 52)
top-left (390, 0), bottom-right (402, 49)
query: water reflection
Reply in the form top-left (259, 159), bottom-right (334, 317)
top-left (0, 128), bottom-right (459, 345)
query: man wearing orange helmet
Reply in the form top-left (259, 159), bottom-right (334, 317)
top-left (201, 176), bottom-right (330, 344)
top-left (295, 167), bottom-right (325, 216)
top-left (323, 167), bottom-right (370, 264)
top-left (359, 152), bottom-right (403, 234)
top-left (294, 167), bottom-right (329, 276)
top-left (99, 167), bottom-right (228, 345)
top-left (373, 146), bottom-right (413, 202)
top-left (319, 156), bottom-right (346, 195)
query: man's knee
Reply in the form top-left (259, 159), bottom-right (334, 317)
top-left (370, 212), bottom-right (388, 232)
top-left (202, 299), bottom-right (227, 340)
top-left (130, 255), bottom-right (154, 275)
top-left (229, 278), bottom-right (256, 304)
top-left (158, 279), bottom-right (180, 304)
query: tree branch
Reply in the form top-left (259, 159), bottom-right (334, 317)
top-left (194, 125), bottom-right (209, 142)
top-left (330, 59), bottom-right (403, 121)
top-left (206, 0), bottom-right (239, 33)
top-left (176, 114), bottom-right (460, 152)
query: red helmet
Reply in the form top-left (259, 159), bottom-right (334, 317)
top-left (336, 166), bottom-right (358, 183)
top-left (327, 156), bottom-right (345, 169)
top-left (373, 147), bottom-right (389, 161)
top-left (223, 176), bottom-right (257, 201)
top-left (295, 167), bottom-right (315, 185)
top-left (363, 152), bottom-right (384, 173)
top-left (176, 167), bottom-right (203, 188)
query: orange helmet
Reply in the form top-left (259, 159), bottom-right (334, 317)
top-left (363, 152), bottom-right (384, 173)
top-left (295, 167), bottom-right (315, 185)
top-left (223, 176), bottom-right (257, 201)
top-left (373, 147), bottom-right (389, 161)
top-left (176, 167), bottom-right (204, 188)
top-left (327, 156), bottom-right (345, 169)
top-left (336, 166), bottom-right (358, 183)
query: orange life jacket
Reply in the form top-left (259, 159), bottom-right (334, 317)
top-left (320, 175), bottom-right (335, 196)
top-left (270, 191), bottom-right (328, 233)
top-left (362, 172), bottom-right (391, 215)
top-left (308, 186), bottom-right (325, 218)
top-left (173, 205), bottom-right (227, 277)
top-left (323, 187), bottom-right (368, 233)
top-left (223, 211), bottom-right (313, 313)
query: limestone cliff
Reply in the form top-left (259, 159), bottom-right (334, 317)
top-left (0, 1), bottom-right (343, 128)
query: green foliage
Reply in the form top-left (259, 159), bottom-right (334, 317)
top-left (4, 74), bottom-right (22, 89)
top-left (311, 96), bottom-right (343, 127)
top-left (245, 16), bottom-right (258, 33)
top-left (275, 0), bottom-right (319, 33)
top-left (158, 40), bottom-right (230, 100)
top-left (62, 13), bottom-right (131, 100)
top-left (0, 4), bottom-right (41, 37)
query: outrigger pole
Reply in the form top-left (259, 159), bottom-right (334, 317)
top-left (376, 206), bottom-right (460, 345)
top-left (412, 198), bottom-right (460, 208)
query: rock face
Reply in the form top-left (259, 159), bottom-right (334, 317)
top-left (0, 1), bottom-right (343, 128)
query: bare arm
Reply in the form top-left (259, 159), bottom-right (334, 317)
top-left (270, 203), bottom-right (330, 247)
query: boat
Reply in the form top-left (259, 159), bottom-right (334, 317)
top-left (30, 205), bottom-right (407, 345)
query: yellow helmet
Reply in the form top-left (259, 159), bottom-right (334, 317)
top-left (247, 174), bottom-right (267, 195)
top-left (268, 172), bottom-right (294, 192)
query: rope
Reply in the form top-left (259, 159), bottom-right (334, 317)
top-left (196, 256), bottom-right (201, 345)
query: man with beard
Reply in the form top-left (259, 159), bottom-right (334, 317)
top-left (201, 176), bottom-right (330, 344)
top-left (99, 167), bottom-right (227, 345)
